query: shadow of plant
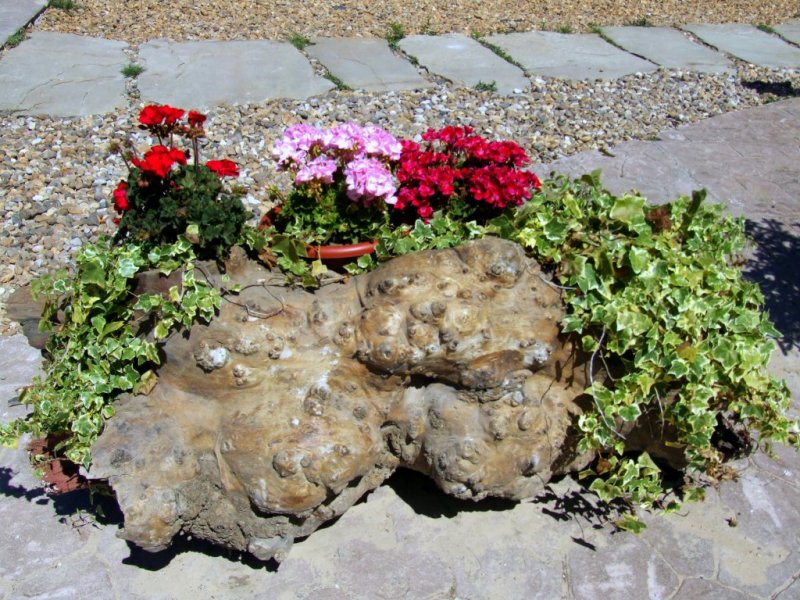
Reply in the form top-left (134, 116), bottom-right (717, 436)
top-left (744, 218), bottom-right (800, 352)
top-left (741, 79), bottom-right (800, 99)
top-left (0, 466), bottom-right (46, 502)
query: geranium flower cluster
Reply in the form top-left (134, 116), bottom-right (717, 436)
top-left (112, 104), bottom-right (240, 215)
top-left (395, 126), bottom-right (541, 219)
top-left (273, 123), bottom-right (401, 207)
top-left (110, 104), bottom-right (249, 258)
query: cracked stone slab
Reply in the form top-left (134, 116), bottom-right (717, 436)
top-left (601, 26), bottom-right (733, 73)
top-left (486, 31), bottom-right (656, 80)
top-left (0, 32), bottom-right (128, 117)
top-left (398, 33), bottom-right (529, 94)
top-left (305, 37), bottom-right (430, 93)
top-left (0, 0), bottom-right (45, 46)
top-left (775, 20), bottom-right (800, 45)
top-left (683, 23), bottom-right (800, 68)
top-left (138, 39), bottom-right (334, 109)
top-left (568, 536), bottom-right (680, 599)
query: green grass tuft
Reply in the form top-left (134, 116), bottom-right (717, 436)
top-left (474, 81), bottom-right (497, 92)
top-left (48, 0), bottom-right (78, 9)
top-left (472, 35), bottom-right (526, 72)
top-left (289, 33), bottom-right (312, 50)
top-left (386, 22), bottom-right (405, 50)
top-left (589, 24), bottom-right (614, 45)
top-left (625, 17), bottom-right (654, 27)
top-left (4, 28), bottom-right (25, 48)
top-left (121, 63), bottom-right (144, 78)
top-left (757, 23), bottom-right (776, 34)
top-left (324, 72), bottom-right (351, 91)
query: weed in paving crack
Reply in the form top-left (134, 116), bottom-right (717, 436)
top-left (4, 29), bottom-right (25, 48)
top-left (472, 34), bottom-right (526, 72)
top-left (324, 72), bottom-right (351, 91)
top-left (289, 32), bottom-right (312, 50)
top-left (387, 22), bottom-right (405, 50)
top-left (48, 0), bottom-right (78, 9)
top-left (121, 63), bottom-right (144, 78)
top-left (625, 17), bottom-right (654, 27)
top-left (474, 81), bottom-right (497, 92)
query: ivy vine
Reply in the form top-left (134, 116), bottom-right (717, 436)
top-left (0, 237), bottom-right (220, 468)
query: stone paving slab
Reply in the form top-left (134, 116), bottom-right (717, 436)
top-left (0, 32), bottom-right (128, 117)
top-left (684, 23), bottom-right (800, 69)
top-left (398, 33), bottom-right (529, 94)
top-left (775, 20), bottom-right (800, 46)
top-left (0, 0), bottom-right (45, 47)
top-left (305, 37), bottom-right (430, 93)
top-left (2, 101), bottom-right (800, 598)
top-left (138, 39), bottom-right (334, 109)
top-left (486, 31), bottom-right (657, 80)
top-left (601, 26), bottom-right (733, 74)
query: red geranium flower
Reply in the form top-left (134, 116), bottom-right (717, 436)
top-left (187, 110), bottom-right (206, 127)
top-left (138, 104), bottom-right (186, 127)
top-left (132, 145), bottom-right (187, 179)
top-left (206, 159), bottom-right (239, 177)
top-left (112, 181), bottom-right (129, 212)
top-left (138, 105), bottom-right (164, 127)
top-left (160, 105), bottom-right (185, 125)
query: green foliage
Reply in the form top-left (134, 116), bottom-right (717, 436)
top-left (0, 238), bottom-right (221, 468)
top-left (4, 28), bottom-right (25, 48)
top-left (270, 183), bottom-right (389, 246)
top-left (470, 34), bottom-right (526, 71)
top-left (116, 164), bottom-right (250, 260)
top-left (556, 25), bottom-right (574, 34)
top-left (494, 171), bottom-right (797, 509)
top-left (121, 63), bottom-right (144, 78)
top-left (474, 81), bottom-right (498, 92)
top-left (289, 32), bottom-right (312, 50)
top-left (625, 17), bottom-right (654, 27)
top-left (757, 23), bottom-right (776, 34)
top-left (386, 22), bottom-right (405, 49)
top-left (48, 0), bottom-right (78, 9)
top-left (264, 211), bottom-right (486, 286)
top-left (324, 71), bottom-right (351, 91)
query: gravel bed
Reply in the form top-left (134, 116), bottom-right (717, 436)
top-left (33, 0), bottom-right (800, 44)
top-left (2, 63), bottom-right (799, 335)
top-left (3, 2), bottom-right (797, 339)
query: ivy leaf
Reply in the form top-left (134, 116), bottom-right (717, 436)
top-left (153, 321), bottom-right (170, 340)
top-left (116, 257), bottom-right (139, 279)
top-left (311, 258), bottom-right (328, 278)
top-left (615, 514), bottom-right (647, 534)
top-left (81, 257), bottom-right (106, 286)
top-left (628, 246), bottom-right (649, 274)
top-left (610, 194), bottom-right (646, 225)
top-left (618, 404), bottom-right (642, 422)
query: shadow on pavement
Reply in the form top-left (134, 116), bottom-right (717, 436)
top-left (385, 467), bottom-right (517, 519)
top-left (0, 466), bottom-right (47, 502)
top-left (745, 218), bottom-right (800, 352)
top-left (121, 534), bottom-right (278, 572)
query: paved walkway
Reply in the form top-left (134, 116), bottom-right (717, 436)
top-left (0, 8), bottom-right (799, 115)
top-left (0, 98), bottom-right (798, 600)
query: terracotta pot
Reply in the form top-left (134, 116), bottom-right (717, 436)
top-left (306, 241), bottom-right (378, 270)
top-left (258, 205), bottom-right (282, 230)
top-left (27, 435), bottom-right (89, 494)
